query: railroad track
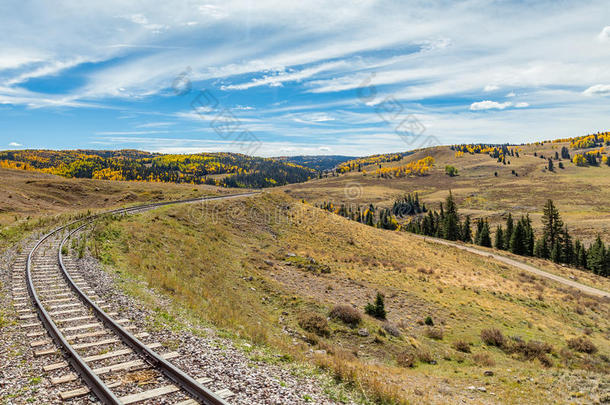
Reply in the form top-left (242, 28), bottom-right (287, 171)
top-left (12, 193), bottom-right (257, 404)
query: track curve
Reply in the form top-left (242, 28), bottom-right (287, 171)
top-left (25, 192), bottom-right (258, 404)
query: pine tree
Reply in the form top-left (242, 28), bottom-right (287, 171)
top-left (562, 226), bottom-right (574, 265)
top-left (461, 215), bottom-right (472, 243)
top-left (587, 235), bottom-right (606, 276)
top-left (534, 237), bottom-right (550, 259)
top-left (442, 192), bottom-right (460, 241)
top-left (494, 225), bottom-right (504, 249)
top-left (550, 240), bottom-right (562, 263)
top-left (365, 292), bottom-right (386, 319)
top-left (504, 214), bottom-right (514, 250)
top-left (523, 215), bottom-right (535, 256)
top-left (576, 243), bottom-right (587, 268)
top-left (548, 158), bottom-right (554, 172)
top-left (541, 199), bottom-right (563, 247)
top-left (478, 221), bottom-right (492, 247)
top-left (474, 218), bottom-right (484, 245)
top-left (509, 219), bottom-right (527, 255)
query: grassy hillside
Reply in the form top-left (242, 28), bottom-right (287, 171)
top-left (89, 192), bottom-right (609, 404)
top-left (0, 149), bottom-right (317, 188)
top-left (0, 167), bottom-right (227, 252)
top-left (284, 137), bottom-right (610, 245)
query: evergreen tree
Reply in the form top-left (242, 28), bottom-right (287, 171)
top-left (461, 215), bottom-right (472, 243)
top-left (550, 240), bottom-right (562, 263)
top-left (442, 192), bottom-right (460, 240)
top-left (534, 237), bottom-right (550, 259)
top-left (562, 226), bottom-right (574, 265)
top-left (474, 218), bottom-right (484, 245)
top-left (576, 243), bottom-right (587, 268)
top-left (504, 214), bottom-right (514, 250)
top-left (541, 199), bottom-right (563, 247)
top-left (365, 292), bottom-right (387, 319)
top-left (478, 221), bottom-right (492, 247)
top-left (548, 158), bottom-right (554, 171)
top-left (509, 220), bottom-right (527, 255)
top-left (587, 235), bottom-right (607, 276)
top-left (494, 225), bottom-right (504, 249)
top-left (523, 215), bottom-right (535, 256)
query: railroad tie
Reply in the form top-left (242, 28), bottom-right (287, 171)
top-left (119, 377), bottom-right (214, 404)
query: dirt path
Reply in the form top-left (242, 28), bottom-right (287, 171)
top-left (416, 235), bottom-right (610, 298)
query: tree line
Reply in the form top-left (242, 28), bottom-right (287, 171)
top-left (0, 149), bottom-right (316, 188)
top-left (405, 195), bottom-right (609, 277)
top-left (318, 193), bottom-right (609, 278)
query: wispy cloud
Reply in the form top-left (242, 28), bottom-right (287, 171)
top-left (583, 84), bottom-right (610, 96)
top-left (1, 0), bottom-right (609, 154)
top-left (221, 61), bottom-right (348, 90)
top-left (470, 101), bottom-right (512, 111)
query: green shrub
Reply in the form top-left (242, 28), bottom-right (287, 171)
top-left (364, 292), bottom-right (386, 320)
top-left (445, 165), bottom-right (459, 177)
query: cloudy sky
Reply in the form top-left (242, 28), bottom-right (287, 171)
top-left (1, 0), bottom-right (609, 156)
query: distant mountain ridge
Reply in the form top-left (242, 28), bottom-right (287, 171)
top-left (0, 149), bottom-right (317, 188)
top-left (274, 155), bottom-right (357, 171)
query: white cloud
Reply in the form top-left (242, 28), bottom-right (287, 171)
top-left (222, 61), bottom-right (347, 91)
top-left (583, 84), bottom-right (610, 96)
top-left (470, 100), bottom-right (512, 111)
top-left (293, 112), bottom-right (335, 124)
top-left (8, 142), bottom-right (22, 147)
top-left (136, 121), bottom-right (173, 128)
top-left (515, 102), bottom-right (530, 108)
top-left (484, 84), bottom-right (500, 92)
top-left (598, 26), bottom-right (610, 42)
top-left (506, 91), bottom-right (516, 97)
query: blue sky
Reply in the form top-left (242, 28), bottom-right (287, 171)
top-left (1, 0), bottom-right (609, 157)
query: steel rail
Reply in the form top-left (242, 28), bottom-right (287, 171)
top-left (26, 192), bottom-right (258, 404)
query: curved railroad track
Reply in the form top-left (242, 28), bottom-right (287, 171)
top-left (16, 192), bottom-right (257, 404)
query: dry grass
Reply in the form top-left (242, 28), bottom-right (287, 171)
top-left (283, 142), bottom-right (610, 245)
top-left (93, 192), bottom-right (610, 404)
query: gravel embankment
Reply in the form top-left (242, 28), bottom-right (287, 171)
top-left (68, 250), bottom-right (354, 405)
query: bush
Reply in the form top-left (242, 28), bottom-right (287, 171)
top-left (416, 349), bottom-right (434, 364)
top-left (481, 328), bottom-right (504, 347)
top-left (505, 339), bottom-right (553, 359)
top-left (452, 339), bottom-right (471, 353)
top-left (329, 305), bottom-right (361, 327)
top-left (567, 337), bottom-right (598, 354)
top-left (425, 327), bottom-right (443, 340)
top-left (364, 292), bottom-right (386, 320)
top-left (298, 312), bottom-right (330, 337)
top-left (382, 323), bottom-right (401, 337)
top-left (445, 165), bottom-right (458, 177)
top-left (473, 352), bottom-right (495, 367)
top-left (424, 316), bottom-right (434, 326)
top-left (396, 351), bottom-right (415, 368)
